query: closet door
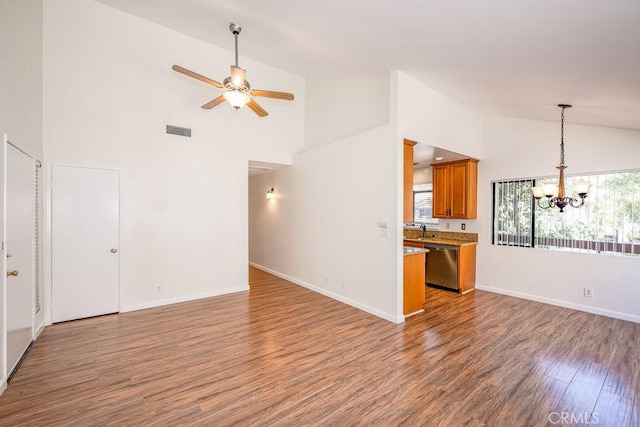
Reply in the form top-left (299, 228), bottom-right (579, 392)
top-left (51, 165), bottom-right (119, 323)
top-left (6, 142), bottom-right (35, 378)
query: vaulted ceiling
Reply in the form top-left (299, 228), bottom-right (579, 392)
top-left (97, 0), bottom-right (640, 131)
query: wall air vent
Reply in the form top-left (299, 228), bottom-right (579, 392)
top-left (166, 125), bottom-right (191, 137)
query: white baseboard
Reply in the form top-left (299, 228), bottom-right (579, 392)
top-left (0, 380), bottom-right (6, 396)
top-left (35, 319), bottom-right (47, 339)
top-left (476, 284), bottom-right (640, 324)
top-left (249, 262), bottom-right (404, 324)
top-left (121, 286), bottom-right (250, 313)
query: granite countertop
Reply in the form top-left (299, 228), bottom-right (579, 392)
top-left (404, 237), bottom-right (477, 247)
top-left (403, 246), bottom-right (430, 256)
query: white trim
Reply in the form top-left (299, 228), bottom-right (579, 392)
top-left (44, 161), bottom-right (52, 326)
top-left (120, 286), bottom-right (249, 313)
top-left (1, 134), bottom-right (7, 391)
top-left (404, 309), bottom-right (424, 319)
top-left (0, 380), bottom-right (6, 396)
top-left (250, 262), bottom-right (404, 324)
top-left (34, 318), bottom-right (46, 339)
top-left (476, 283), bottom-right (640, 324)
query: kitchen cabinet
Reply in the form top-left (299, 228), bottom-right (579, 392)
top-left (457, 244), bottom-right (477, 294)
top-left (404, 240), bottom-right (425, 248)
top-left (432, 158), bottom-right (478, 219)
top-left (403, 251), bottom-right (425, 316)
top-left (403, 140), bottom-right (417, 223)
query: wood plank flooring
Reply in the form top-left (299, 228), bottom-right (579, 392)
top-left (1, 266), bottom-right (639, 426)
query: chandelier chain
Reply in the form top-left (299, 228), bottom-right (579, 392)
top-left (531, 103), bottom-right (587, 213)
top-left (560, 105), bottom-right (565, 166)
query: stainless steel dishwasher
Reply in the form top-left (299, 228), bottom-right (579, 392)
top-left (424, 244), bottom-right (458, 291)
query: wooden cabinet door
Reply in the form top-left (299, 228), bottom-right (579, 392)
top-left (403, 141), bottom-right (417, 223)
top-left (432, 164), bottom-right (449, 218)
top-left (449, 162), bottom-right (468, 218)
top-left (457, 244), bottom-right (477, 294)
top-left (431, 159), bottom-right (478, 219)
top-left (403, 252), bottom-right (425, 315)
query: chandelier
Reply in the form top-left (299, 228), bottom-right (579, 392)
top-left (532, 104), bottom-right (590, 212)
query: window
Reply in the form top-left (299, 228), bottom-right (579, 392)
top-left (493, 170), bottom-right (640, 257)
top-left (492, 179), bottom-right (534, 247)
top-left (413, 183), bottom-right (439, 226)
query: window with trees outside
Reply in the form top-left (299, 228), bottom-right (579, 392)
top-left (413, 183), bottom-right (439, 226)
top-left (492, 170), bottom-right (640, 257)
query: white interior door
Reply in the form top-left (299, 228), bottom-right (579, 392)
top-left (6, 143), bottom-right (35, 377)
top-left (51, 166), bottom-right (119, 323)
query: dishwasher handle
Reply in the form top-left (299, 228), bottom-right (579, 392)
top-left (424, 244), bottom-right (458, 252)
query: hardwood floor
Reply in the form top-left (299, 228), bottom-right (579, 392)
top-left (1, 266), bottom-right (639, 426)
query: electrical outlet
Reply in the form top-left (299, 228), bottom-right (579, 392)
top-left (341, 281), bottom-right (346, 290)
top-left (446, 223), bottom-right (451, 230)
top-left (324, 277), bottom-right (329, 285)
top-left (584, 288), bottom-right (593, 298)
top-left (461, 223), bottom-right (466, 230)
top-left (156, 285), bottom-right (162, 293)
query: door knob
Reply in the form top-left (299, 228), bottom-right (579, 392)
top-left (110, 248), bottom-right (118, 253)
top-left (7, 270), bottom-right (18, 277)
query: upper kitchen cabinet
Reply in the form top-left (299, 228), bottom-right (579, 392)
top-left (403, 140), bottom-right (417, 223)
top-left (432, 158), bottom-right (478, 219)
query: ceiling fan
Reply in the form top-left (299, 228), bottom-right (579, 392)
top-left (172, 23), bottom-right (294, 117)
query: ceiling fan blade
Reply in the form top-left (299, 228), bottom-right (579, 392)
top-left (172, 65), bottom-right (223, 88)
top-left (201, 95), bottom-right (225, 109)
top-left (247, 99), bottom-right (268, 117)
top-left (250, 89), bottom-right (294, 101)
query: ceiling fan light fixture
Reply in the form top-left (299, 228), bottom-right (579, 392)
top-left (230, 65), bottom-right (246, 87)
top-left (223, 90), bottom-right (250, 109)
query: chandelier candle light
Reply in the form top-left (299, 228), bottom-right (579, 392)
top-left (531, 104), bottom-right (590, 212)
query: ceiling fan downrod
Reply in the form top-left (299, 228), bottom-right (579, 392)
top-left (230, 23), bottom-right (241, 67)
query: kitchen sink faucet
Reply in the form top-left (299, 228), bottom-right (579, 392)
top-left (420, 224), bottom-right (427, 238)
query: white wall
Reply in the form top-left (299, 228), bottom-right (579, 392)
top-left (248, 72), bottom-right (490, 323)
top-left (304, 76), bottom-right (390, 150)
top-left (249, 124), bottom-right (402, 322)
top-left (413, 167), bottom-right (432, 185)
top-left (394, 71), bottom-right (484, 160)
top-left (393, 71), bottom-right (485, 234)
top-left (0, 0), bottom-right (45, 390)
top-left (42, 0), bottom-right (304, 313)
top-left (477, 116), bottom-right (640, 322)
top-left (0, 0), bottom-right (43, 159)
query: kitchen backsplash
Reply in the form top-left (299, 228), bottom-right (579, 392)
top-left (403, 230), bottom-right (478, 242)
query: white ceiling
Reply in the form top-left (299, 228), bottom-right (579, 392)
top-left (413, 145), bottom-right (470, 169)
top-left (97, 0), bottom-right (640, 131)
top-left (248, 160), bottom-right (286, 177)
